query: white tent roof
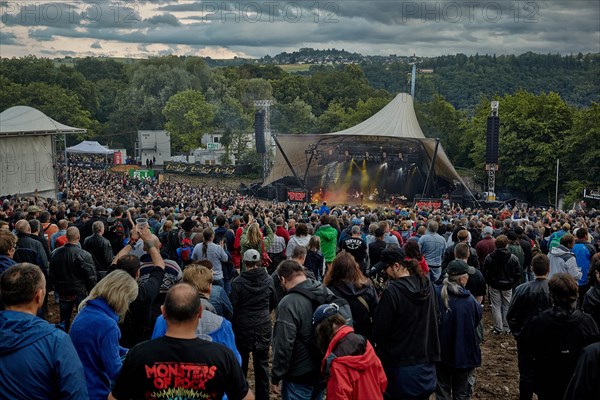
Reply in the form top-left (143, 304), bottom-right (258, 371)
top-left (264, 93), bottom-right (463, 187)
top-left (0, 106), bottom-right (87, 136)
top-left (324, 93), bottom-right (427, 138)
top-left (67, 141), bottom-right (114, 154)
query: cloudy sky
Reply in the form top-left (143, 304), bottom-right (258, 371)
top-left (0, 1), bottom-right (598, 59)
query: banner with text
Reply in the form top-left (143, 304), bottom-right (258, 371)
top-left (164, 161), bottom-right (245, 177)
top-left (287, 189), bottom-right (308, 202)
top-left (415, 198), bottom-right (443, 210)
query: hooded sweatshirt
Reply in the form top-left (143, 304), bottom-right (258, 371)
top-left (521, 306), bottom-right (599, 399)
top-left (328, 281), bottom-right (378, 341)
top-left (322, 325), bottom-right (387, 400)
top-left (0, 310), bottom-right (88, 399)
top-left (315, 224), bottom-right (338, 263)
top-left (286, 234), bottom-right (311, 258)
top-left (435, 285), bottom-right (482, 369)
top-left (373, 275), bottom-right (440, 367)
top-left (230, 267), bottom-right (277, 350)
top-left (583, 286), bottom-right (600, 328)
top-left (272, 278), bottom-right (334, 384)
top-left (548, 245), bottom-right (581, 281)
top-left (69, 298), bottom-right (125, 400)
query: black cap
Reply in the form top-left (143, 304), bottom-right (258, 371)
top-left (370, 247), bottom-right (406, 275)
top-left (446, 259), bottom-right (475, 276)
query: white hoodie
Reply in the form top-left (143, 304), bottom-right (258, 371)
top-left (548, 245), bottom-right (582, 281)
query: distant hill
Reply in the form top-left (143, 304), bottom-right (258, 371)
top-left (262, 48), bottom-right (600, 109)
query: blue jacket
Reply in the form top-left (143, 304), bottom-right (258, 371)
top-left (0, 255), bottom-right (16, 274)
top-left (210, 284), bottom-right (234, 320)
top-left (572, 240), bottom-right (595, 286)
top-left (435, 285), bottom-right (482, 369)
top-left (0, 310), bottom-right (88, 399)
top-left (70, 298), bottom-right (127, 400)
top-left (152, 310), bottom-right (242, 365)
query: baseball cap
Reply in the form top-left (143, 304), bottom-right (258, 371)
top-left (447, 259), bottom-right (475, 276)
top-left (483, 226), bottom-right (493, 236)
top-left (243, 249), bottom-right (261, 263)
top-left (370, 247), bottom-right (406, 275)
top-left (312, 303), bottom-right (341, 326)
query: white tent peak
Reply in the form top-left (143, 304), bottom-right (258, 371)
top-left (0, 106), bottom-right (86, 135)
top-left (325, 93), bottom-right (426, 139)
top-left (67, 141), bottom-right (114, 154)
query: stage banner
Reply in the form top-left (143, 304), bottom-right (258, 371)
top-left (287, 189), bottom-right (307, 202)
top-left (113, 151), bottom-right (123, 164)
top-left (129, 169), bottom-right (155, 179)
top-left (415, 198), bottom-right (443, 210)
top-left (163, 161), bottom-right (244, 176)
top-left (583, 187), bottom-right (600, 200)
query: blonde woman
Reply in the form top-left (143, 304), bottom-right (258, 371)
top-left (70, 270), bottom-right (138, 400)
top-left (240, 219), bottom-right (274, 268)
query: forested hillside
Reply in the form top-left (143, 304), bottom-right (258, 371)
top-left (1, 52), bottom-right (598, 204)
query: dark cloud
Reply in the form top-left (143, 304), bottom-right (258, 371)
top-left (145, 13), bottom-right (180, 26)
top-left (0, 0), bottom-right (598, 58)
top-left (91, 40), bottom-right (102, 49)
top-left (0, 30), bottom-right (19, 45)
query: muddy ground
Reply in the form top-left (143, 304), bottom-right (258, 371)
top-left (48, 297), bottom-right (523, 399)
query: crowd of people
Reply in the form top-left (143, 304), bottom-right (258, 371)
top-left (1, 166), bottom-right (600, 400)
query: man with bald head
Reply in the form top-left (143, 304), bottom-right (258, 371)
top-left (49, 226), bottom-right (97, 332)
top-left (109, 283), bottom-right (253, 400)
top-left (83, 220), bottom-right (114, 280)
top-left (14, 219), bottom-right (48, 270)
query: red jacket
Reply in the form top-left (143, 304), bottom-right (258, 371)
top-left (275, 226), bottom-right (291, 245)
top-left (322, 325), bottom-right (387, 400)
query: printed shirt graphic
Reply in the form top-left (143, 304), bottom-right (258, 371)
top-left (112, 336), bottom-right (248, 400)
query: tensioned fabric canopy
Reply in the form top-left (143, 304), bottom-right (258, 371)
top-left (67, 141), bottom-right (114, 155)
top-left (0, 106), bottom-right (86, 136)
top-left (263, 93), bottom-right (463, 187)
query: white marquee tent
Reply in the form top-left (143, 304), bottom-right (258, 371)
top-left (0, 106), bottom-right (87, 198)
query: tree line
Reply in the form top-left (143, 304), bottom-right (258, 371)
top-left (0, 53), bottom-right (598, 205)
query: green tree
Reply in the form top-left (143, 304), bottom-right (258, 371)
top-left (341, 97), bottom-right (391, 129)
top-left (317, 102), bottom-right (348, 133)
top-left (562, 103), bottom-right (600, 206)
top-left (415, 95), bottom-right (468, 166)
top-left (163, 90), bottom-right (214, 153)
top-left (237, 78), bottom-right (273, 107)
top-left (271, 97), bottom-right (316, 134)
top-left (466, 91), bottom-right (574, 203)
top-left (213, 96), bottom-right (252, 162)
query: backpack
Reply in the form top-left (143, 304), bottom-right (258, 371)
top-left (549, 235), bottom-right (562, 251)
top-left (285, 285), bottom-right (353, 363)
top-left (177, 237), bottom-right (194, 265)
top-left (108, 219), bottom-right (125, 240)
top-left (304, 250), bottom-right (324, 281)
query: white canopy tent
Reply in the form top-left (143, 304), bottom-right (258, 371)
top-left (0, 106), bottom-right (86, 198)
top-left (67, 141), bottom-right (114, 155)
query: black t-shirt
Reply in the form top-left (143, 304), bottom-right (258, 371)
top-left (112, 336), bottom-right (249, 400)
top-left (466, 269), bottom-right (487, 299)
top-left (341, 237), bottom-right (367, 264)
top-left (368, 240), bottom-right (387, 265)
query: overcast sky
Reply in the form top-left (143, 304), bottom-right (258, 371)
top-left (0, 1), bottom-right (598, 59)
